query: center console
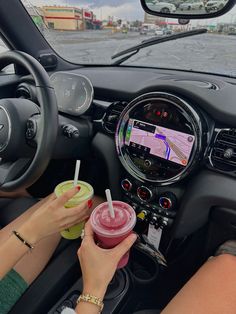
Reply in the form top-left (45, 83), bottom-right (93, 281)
top-left (114, 92), bottom-right (207, 248)
top-left (46, 93), bottom-right (208, 314)
top-left (48, 247), bottom-right (160, 314)
top-left (46, 92), bottom-right (208, 313)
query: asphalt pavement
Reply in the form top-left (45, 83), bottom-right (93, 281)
top-left (45, 29), bottom-right (236, 77)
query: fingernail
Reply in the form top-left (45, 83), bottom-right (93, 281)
top-left (77, 186), bottom-right (81, 191)
top-left (88, 199), bottom-right (93, 209)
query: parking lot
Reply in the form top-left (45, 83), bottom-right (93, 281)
top-left (0, 29), bottom-right (235, 77)
top-left (45, 29), bottom-right (236, 77)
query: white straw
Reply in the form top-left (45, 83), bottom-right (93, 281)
top-left (73, 160), bottom-right (81, 187)
top-left (105, 189), bottom-right (115, 218)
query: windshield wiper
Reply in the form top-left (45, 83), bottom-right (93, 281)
top-left (112, 28), bottom-right (207, 65)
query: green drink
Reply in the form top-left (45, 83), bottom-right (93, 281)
top-left (55, 180), bottom-right (94, 240)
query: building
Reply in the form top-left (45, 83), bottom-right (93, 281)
top-left (42, 6), bottom-right (84, 31)
top-left (83, 9), bottom-right (94, 29)
top-left (144, 12), bottom-right (165, 25)
top-left (217, 22), bottom-right (236, 33)
top-left (25, 6), bottom-right (44, 31)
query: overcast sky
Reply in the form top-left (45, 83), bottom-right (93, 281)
top-left (23, 0), bottom-right (144, 20)
top-left (23, 0), bottom-right (236, 23)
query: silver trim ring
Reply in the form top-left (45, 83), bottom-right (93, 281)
top-left (50, 72), bottom-right (94, 116)
top-left (159, 197), bottom-right (172, 209)
top-left (137, 185), bottom-right (153, 201)
top-left (121, 178), bottom-right (133, 191)
top-left (115, 92), bottom-right (202, 185)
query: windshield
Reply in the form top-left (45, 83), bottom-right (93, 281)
top-left (0, 37), bottom-right (8, 54)
top-left (0, 36), bottom-right (15, 73)
top-left (21, 0), bottom-right (236, 77)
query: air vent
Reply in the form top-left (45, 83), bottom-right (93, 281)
top-left (211, 129), bottom-right (236, 172)
top-left (103, 101), bottom-right (127, 134)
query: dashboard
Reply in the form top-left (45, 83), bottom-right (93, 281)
top-left (12, 66), bottom-right (236, 238)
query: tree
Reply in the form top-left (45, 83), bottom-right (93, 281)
top-left (131, 20), bottom-right (143, 28)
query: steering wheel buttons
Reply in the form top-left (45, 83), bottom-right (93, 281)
top-left (26, 119), bottom-right (37, 139)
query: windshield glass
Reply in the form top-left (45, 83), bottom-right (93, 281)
top-left (21, 0), bottom-right (236, 77)
top-left (0, 36), bottom-right (15, 73)
top-left (0, 37), bottom-right (8, 54)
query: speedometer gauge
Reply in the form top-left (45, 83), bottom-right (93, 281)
top-left (50, 72), bottom-right (94, 116)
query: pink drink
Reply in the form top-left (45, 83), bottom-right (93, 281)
top-left (90, 201), bottom-right (136, 268)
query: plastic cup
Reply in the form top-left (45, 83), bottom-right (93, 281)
top-left (90, 201), bottom-right (136, 268)
top-left (55, 180), bottom-right (94, 240)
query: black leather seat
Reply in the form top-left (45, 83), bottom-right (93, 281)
top-left (0, 197), bottom-right (39, 228)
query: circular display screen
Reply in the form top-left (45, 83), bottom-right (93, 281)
top-left (50, 72), bottom-right (94, 116)
top-left (115, 92), bottom-right (202, 184)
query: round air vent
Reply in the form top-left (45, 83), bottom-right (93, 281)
top-left (210, 129), bottom-right (236, 173)
top-left (103, 101), bottom-right (127, 134)
top-left (15, 83), bottom-right (36, 102)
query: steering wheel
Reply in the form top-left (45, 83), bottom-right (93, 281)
top-left (0, 50), bottom-right (58, 191)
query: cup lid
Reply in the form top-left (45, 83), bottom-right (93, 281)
top-left (98, 207), bottom-right (129, 228)
top-left (55, 180), bottom-right (94, 205)
top-left (91, 201), bottom-right (136, 238)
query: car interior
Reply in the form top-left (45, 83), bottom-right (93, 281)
top-left (0, 0), bottom-right (236, 313)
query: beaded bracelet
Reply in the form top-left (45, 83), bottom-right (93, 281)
top-left (12, 230), bottom-right (34, 250)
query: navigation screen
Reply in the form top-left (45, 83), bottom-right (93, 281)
top-left (125, 119), bottom-right (195, 166)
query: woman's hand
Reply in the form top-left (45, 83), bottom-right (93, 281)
top-left (77, 221), bottom-right (137, 299)
top-left (18, 186), bottom-right (93, 243)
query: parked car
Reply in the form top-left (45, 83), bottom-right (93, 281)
top-left (140, 26), bottom-right (149, 34)
top-left (179, 0), bottom-right (204, 9)
top-left (163, 28), bottom-right (172, 35)
top-left (205, 0), bottom-right (227, 12)
top-left (155, 28), bottom-right (164, 36)
top-left (148, 2), bottom-right (177, 13)
top-left (174, 0), bottom-right (188, 8)
top-left (121, 27), bottom-right (128, 34)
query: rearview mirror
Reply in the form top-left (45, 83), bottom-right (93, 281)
top-left (140, 0), bottom-right (235, 19)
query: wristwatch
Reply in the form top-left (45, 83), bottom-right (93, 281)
top-left (77, 293), bottom-right (104, 313)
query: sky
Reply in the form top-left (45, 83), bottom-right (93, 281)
top-left (23, 0), bottom-right (144, 20)
top-left (23, 0), bottom-right (236, 23)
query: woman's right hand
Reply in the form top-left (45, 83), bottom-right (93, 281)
top-left (77, 222), bottom-right (137, 300)
top-left (18, 186), bottom-right (93, 243)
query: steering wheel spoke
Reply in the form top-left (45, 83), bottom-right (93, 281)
top-left (0, 159), bottom-right (31, 186)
